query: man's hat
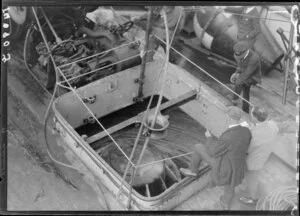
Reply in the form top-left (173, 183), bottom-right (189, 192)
top-left (233, 41), bottom-right (249, 58)
top-left (251, 106), bottom-right (269, 122)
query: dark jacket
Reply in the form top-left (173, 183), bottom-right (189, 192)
top-left (206, 125), bottom-right (252, 187)
top-left (225, 6), bottom-right (261, 41)
top-left (235, 50), bottom-right (262, 85)
top-left (238, 7), bottom-right (261, 40)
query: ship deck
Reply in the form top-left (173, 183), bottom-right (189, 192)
top-left (7, 33), bottom-right (297, 210)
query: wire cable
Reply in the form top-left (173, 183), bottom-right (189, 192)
top-left (56, 67), bottom-right (135, 166)
top-left (43, 86), bottom-right (81, 171)
top-left (58, 40), bottom-right (137, 68)
top-left (125, 9), bottom-right (173, 209)
top-left (59, 53), bottom-right (141, 84)
top-left (181, 6), bottom-right (291, 23)
top-left (256, 186), bottom-right (298, 210)
top-left (154, 34), bottom-right (256, 108)
top-left (136, 152), bottom-right (193, 168)
top-left (23, 26), bottom-right (52, 97)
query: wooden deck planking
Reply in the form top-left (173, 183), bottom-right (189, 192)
top-left (251, 70), bottom-right (298, 121)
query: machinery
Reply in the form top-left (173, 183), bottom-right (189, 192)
top-left (6, 5), bottom-right (298, 211)
top-left (21, 7), bottom-right (141, 90)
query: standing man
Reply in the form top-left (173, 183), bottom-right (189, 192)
top-left (131, 6), bottom-right (185, 52)
top-left (240, 107), bottom-right (279, 205)
top-left (230, 41), bottom-right (262, 113)
top-left (224, 6), bottom-right (261, 49)
top-left (236, 6), bottom-right (261, 49)
top-left (180, 106), bottom-right (252, 210)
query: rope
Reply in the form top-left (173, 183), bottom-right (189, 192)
top-left (154, 34), bottom-right (256, 108)
top-left (256, 186), bottom-right (298, 210)
top-left (44, 89), bottom-right (82, 171)
top-left (223, 12), bottom-right (292, 23)
top-left (59, 52), bottom-right (141, 84)
top-left (169, 7), bottom-right (183, 46)
top-left (116, 49), bottom-right (167, 199)
top-left (136, 152), bottom-right (193, 168)
top-left (151, 11), bottom-right (171, 134)
top-left (31, 10), bottom-right (137, 166)
top-left (181, 6), bottom-right (291, 23)
top-left (31, 6), bottom-right (82, 171)
top-left (117, 7), bottom-right (202, 199)
top-left (58, 41), bottom-right (136, 68)
top-left (12, 54), bottom-right (52, 98)
top-left (22, 24), bottom-right (52, 97)
top-left (116, 6), bottom-right (182, 198)
top-left (125, 9), bottom-right (173, 209)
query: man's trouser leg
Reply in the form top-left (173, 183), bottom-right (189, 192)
top-left (190, 151), bottom-right (202, 173)
top-left (233, 83), bottom-right (244, 100)
top-left (242, 85), bottom-right (251, 113)
top-left (191, 144), bottom-right (215, 173)
top-left (242, 79), bottom-right (257, 113)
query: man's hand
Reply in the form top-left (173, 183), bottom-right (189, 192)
top-left (230, 72), bottom-right (240, 84)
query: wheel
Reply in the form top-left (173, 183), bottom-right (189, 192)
top-left (110, 21), bottom-right (134, 35)
top-left (89, 50), bottom-right (121, 81)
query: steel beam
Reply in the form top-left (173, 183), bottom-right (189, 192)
top-left (87, 89), bottom-right (198, 144)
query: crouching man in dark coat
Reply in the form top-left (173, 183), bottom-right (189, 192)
top-left (230, 41), bottom-right (262, 113)
top-left (180, 106), bottom-right (252, 210)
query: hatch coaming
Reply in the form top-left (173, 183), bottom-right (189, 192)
top-left (53, 108), bottom-right (212, 210)
top-left (54, 58), bottom-right (163, 129)
top-left (52, 53), bottom-right (248, 209)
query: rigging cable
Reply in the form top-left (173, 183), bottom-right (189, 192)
top-left (125, 9), bottom-right (172, 209)
top-left (182, 6), bottom-right (291, 23)
top-left (256, 186), bottom-right (297, 210)
top-left (154, 34), bottom-right (256, 108)
top-left (117, 7), bottom-right (188, 207)
top-left (30, 6), bottom-right (83, 172)
top-left (31, 9), bottom-right (129, 208)
top-left (23, 23), bottom-right (52, 97)
top-left (56, 67), bottom-right (134, 166)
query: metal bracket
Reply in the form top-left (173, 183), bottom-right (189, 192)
top-left (134, 77), bottom-right (144, 84)
top-left (83, 95), bottom-right (96, 104)
top-left (87, 89), bottom-right (198, 144)
top-left (133, 78), bottom-right (145, 102)
top-left (83, 116), bottom-right (97, 124)
top-left (133, 95), bottom-right (144, 102)
top-left (142, 128), bottom-right (151, 137)
top-left (81, 134), bottom-right (88, 141)
top-left (196, 85), bottom-right (202, 100)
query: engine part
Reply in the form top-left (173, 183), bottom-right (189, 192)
top-left (109, 21), bottom-right (134, 35)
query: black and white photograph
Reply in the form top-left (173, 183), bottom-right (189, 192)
top-left (1, 2), bottom-right (299, 213)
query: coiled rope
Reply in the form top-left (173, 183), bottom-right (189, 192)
top-left (256, 186), bottom-right (298, 210)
